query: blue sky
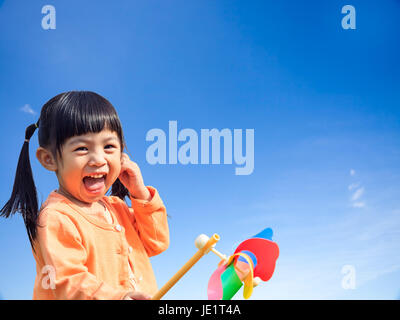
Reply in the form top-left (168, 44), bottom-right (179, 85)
top-left (0, 0), bottom-right (399, 299)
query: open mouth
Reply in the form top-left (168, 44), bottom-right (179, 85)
top-left (82, 173), bottom-right (107, 194)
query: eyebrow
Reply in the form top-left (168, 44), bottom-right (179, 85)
top-left (67, 136), bottom-right (119, 146)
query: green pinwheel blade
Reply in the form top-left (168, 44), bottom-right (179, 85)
top-left (220, 263), bottom-right (243, 300)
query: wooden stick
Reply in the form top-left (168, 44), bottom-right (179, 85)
top-left (151, 234), bottom-right (220, 300)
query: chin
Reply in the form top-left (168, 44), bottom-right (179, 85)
top-left (79, 188), bottom-right (107, 203)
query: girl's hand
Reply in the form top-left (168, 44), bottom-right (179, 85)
top-left (122, 291), bottom-right (151, 300)
top-left (118, 153), bottom-right (151, 201)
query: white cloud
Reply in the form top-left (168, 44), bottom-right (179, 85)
top-left (348, 183), bottom-right (360, 191)
top-left (348, 170), bottom-right (365, 208)
top-left (20, 104), bottom-right (36, 115)
top-left (352, 201), bottom-right (366, 208)
top-left (351, 187), bottom-right (365, 201)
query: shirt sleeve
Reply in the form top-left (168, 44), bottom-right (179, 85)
top-left (36, 209), bottom-right (130, 300)
top-left (129, 186), bottom-right (170, 257)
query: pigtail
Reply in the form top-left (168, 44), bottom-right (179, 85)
top-left (111, 142), bottom-right (130, 201)
top-left (0, 123), bottom-right (39, 247)
top-left (111, 178), bottom-right (130, 200)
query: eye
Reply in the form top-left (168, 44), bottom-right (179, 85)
top-left (105, 144), bottom-right (117, 150)
top-left (74, 146), bottom-right (88, 152)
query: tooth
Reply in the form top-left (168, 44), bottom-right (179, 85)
top-left (85, 174), bottom-right (106, 178)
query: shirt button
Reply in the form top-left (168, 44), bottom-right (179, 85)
top-left (128, 246), bottom-right (133, 253)
top-left (115, 225), bottom-right (122, 232)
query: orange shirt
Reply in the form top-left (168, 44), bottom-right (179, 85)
top-left (32, 186), bottom-right (169, 300)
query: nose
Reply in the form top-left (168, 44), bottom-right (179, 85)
top-left (88, 150), bottom-right (107, 167)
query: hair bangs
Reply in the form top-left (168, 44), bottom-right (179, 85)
top-left (49, 91), bottom-right (124, 155)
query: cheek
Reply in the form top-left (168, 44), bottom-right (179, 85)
top-left (109, 156), bottom-right (122, 180)
top-left (58, 157), bottom-right (85, 181)
top-left (62, 166), bottom-right (84, 187)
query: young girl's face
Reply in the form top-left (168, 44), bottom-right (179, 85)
top-left (55, 129), bottom-right (122, 205)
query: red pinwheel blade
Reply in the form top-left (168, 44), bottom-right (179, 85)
top-left (234, 238), bottom-right (279, 281)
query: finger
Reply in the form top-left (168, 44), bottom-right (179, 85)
top-left (122, 152), bottom-right (131, 161)
top-left (121, 153), bottom-right (128, 164)
top-left (132, 293), bottom-right (151, 300)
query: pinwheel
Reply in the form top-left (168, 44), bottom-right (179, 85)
top-left (151, 228), bottom-right (279, 300)
top-left (206, 227), bottom-right (279, 300)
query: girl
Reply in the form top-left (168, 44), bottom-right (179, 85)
top-left (0, 91), bottom-right (169, 300)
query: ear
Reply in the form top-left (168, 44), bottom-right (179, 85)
top-left (36, 147), bottom-right (58, 171)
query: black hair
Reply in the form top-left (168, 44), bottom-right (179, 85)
top-left (0, 91), bottom-right (130, 247)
